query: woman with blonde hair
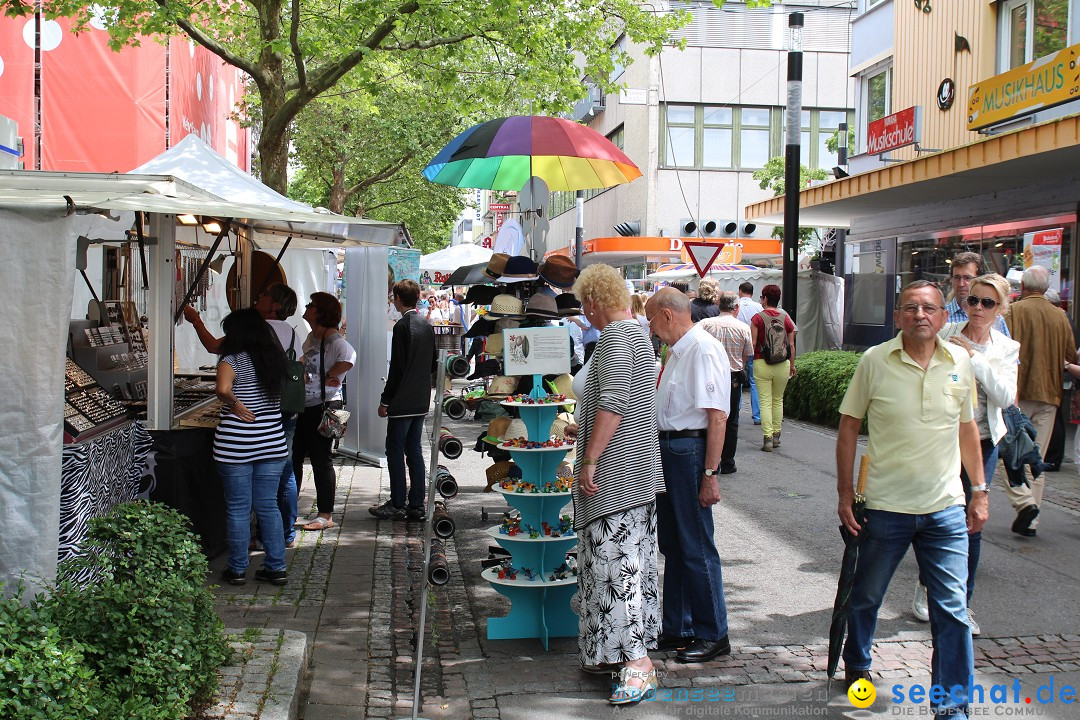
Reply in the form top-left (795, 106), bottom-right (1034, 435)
top-left (691, 278), bottom-right (721, 322)
top-left (910, 272), bottom-right (1017, 635)
top-left (567, 264), bottom-right (662, 704)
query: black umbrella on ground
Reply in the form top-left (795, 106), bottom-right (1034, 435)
top-left (828, 454), bottom-right (870, 683)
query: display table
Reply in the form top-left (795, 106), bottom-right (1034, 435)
top-left (145, 428), bottom-right (226, 557)
top-left (60, 421), bottom-right (152, 583)
top-left (483, 393), bottom-right (577, 650)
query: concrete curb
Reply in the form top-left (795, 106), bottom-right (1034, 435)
top-left (203, 628), bottom-right (309, 720)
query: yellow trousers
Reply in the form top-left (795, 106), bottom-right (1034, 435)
top-left (754, 359), bottom-right (791, 437)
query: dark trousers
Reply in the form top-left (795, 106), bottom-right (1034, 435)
top-left (656, 435), bottom-right (728, 642)
top-left (721, 381), bottom-right (741, 471)
top-left (584, 341), bottom-right (598, 363)
top-left (386, 415), bottom-right (427, 509)
top-left (292, 404), bottom-right (336, 514)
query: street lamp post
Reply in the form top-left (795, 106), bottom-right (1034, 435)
top-left (783, 12), bottom-right (804, 323)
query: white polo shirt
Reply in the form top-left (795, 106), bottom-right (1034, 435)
top-left (657, 324), bottom-right (731, 431)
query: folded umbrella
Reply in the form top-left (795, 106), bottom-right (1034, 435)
top-left (828, 454), bottom-right (870, 681)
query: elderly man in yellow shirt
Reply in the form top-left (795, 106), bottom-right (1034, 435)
top-left (835, 280), bottom-right (988, 717)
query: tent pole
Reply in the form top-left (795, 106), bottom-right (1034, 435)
top-left (134, 211), bottom-right (150, 290)
top-left (252, 235), bottom-right (291, 297)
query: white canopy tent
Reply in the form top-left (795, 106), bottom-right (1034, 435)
top-left (418, 242), bottom-right (492, 273)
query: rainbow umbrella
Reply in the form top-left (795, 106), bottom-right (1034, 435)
top-left (423, 116), bottom-right (641, 191)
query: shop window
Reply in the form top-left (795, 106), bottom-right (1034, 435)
top-left (738, 107), bottom-right (771, 169)
top-left (850, 240), bottom-right (890, 325)
top-left (999, 0), bottom-right (1069, 72)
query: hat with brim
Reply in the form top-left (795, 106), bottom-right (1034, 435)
top-left (485, 332), bottom-right (504, 356)
top-left (555, 293), bottom-right (582, 316)
top-left (485, 461), bottom-right (515, 488)
top-left (545, 373), bottom-right (576, 401)
top-left (524, 293), bottom-right (561, 319)
top-left (484, 416), bottom-right (527, 445)
top-left (465, 317), bottom-right (497, 338)
top-left (485, 253), bottom-right (510, 279)
top-left (502, 255), bottom-right (539, 279)
top-left (467, 358), bottom-right (502, 380)
top-left (486, 375), bottom-right (519, 398)
top-left (539, 255), bottom-right (579, 288)
top-left (494, 317), bottom-right (521, 331)
top-left (487, 294), bottom-right (525, 319)
top-left (482, 417), bottom-right (512, 446)
top-left (464, 284), bottom-right (502, 306)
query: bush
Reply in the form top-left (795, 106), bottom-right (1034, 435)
top-left (47, 501), bottom-right (229, 720)
top-left (782, 350), bottom-right (865, 430)
top-left (0, 585), bottom-right (99, 720)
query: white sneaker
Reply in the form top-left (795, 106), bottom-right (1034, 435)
top-left (967, 607), bottom-right (981, 636)
top-left (912, 583), bottom-right (930, 622)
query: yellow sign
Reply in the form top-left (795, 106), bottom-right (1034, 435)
top-left (967, 43), bottom-right (1080, 131)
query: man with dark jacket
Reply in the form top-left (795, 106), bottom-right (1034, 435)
top-left (371, 279), bottom-right (436, 521)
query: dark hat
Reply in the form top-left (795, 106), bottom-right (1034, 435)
top-left (468, 358), bottom-right (502, 380)
top-left (538, 255), bottom-right (578, 288)
top-left (502, 255), bottom-right (539, 278)
top-left (485, 253), bottom-right (510, 279)
top-left (465, 317), bottom-right (497, 338)
top-left (464, 284), bottom-right (502, 306)
top-left (524, 293), bottom-right (561, 319)
top-left (555, 293), bottom-right (582, 316)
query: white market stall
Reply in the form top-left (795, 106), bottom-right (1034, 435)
top-left (418, 242), bottom-right (492, 286)
top-left (647, 264), bottom-right (844, 353)
top-left (0, 166), bottom-right (403, 592)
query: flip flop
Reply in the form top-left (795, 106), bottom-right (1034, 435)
top-left (302, 516), bottom-right (334, 531)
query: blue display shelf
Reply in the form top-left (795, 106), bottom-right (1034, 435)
top-left (486, 526), bottom-right (575, 576)
top-left (482, 568), bottom-right (578, 647)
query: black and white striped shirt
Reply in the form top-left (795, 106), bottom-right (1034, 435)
top-left (213, 353), bottom-right (288, 464)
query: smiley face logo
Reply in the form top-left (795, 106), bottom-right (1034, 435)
top-left (847, 677), bottom-right (876, 708)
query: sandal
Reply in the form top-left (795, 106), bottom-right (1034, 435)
top-left (581, 662), bottom-right (620, 675)
top-left (608, 666), bottom-right (657, 705)
top-left (302, 516), bottom-right (334, 531)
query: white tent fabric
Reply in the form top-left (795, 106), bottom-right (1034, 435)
top-left (419, 243), bottom-right (493, 273)
top-left (0, 208), bottom-right (78, 593)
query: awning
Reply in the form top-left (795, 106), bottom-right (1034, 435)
top-left (0, 170), bottom-right (403, 248)
top-left (744, 112), bottom-right (1080, 230)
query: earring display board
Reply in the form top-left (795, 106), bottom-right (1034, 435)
top-left (481, 392), bottom-right (577, 650)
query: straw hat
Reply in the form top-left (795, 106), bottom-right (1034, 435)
top-left (485, 253), bottom-right (510, 279)
top-left (484, 417), bottom-right (528, 444)
top-left (546, 373), bottom-right (576, 401)
top-left (487, 294), bottom-right (525, 318)
top-left (485, 332), bottom-right (504, 356)
top-left (549, 411), bottom-right (575, 441)
top-left (539, 255), bottom-right (578, 288)
top-left (524, 293), bottom-right (560, 319)
top-left (484, 461), bottom-right (522, 491)
top-left (482, 417), bottom-right (511, 445)
top-left (487, 375), bottom-right (519, 397)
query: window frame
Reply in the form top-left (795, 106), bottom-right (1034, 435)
top-left (998, 0), bottom-right (1072, 72)
top-left (858, 62), bottom-right (892, 155)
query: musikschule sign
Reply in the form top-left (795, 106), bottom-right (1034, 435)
top-left (866, 106), bottom-right (922, 155)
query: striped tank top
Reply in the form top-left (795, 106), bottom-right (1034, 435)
top-left (213, 352), bottom-right (288, 464)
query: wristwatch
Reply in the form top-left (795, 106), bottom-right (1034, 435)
top-left (703, 468), bottom-right (720, 477)
top-left (970, 483), bottom-right (988, 493)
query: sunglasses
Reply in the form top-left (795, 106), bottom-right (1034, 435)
top-left (964, 295), bottom-right (998, 309)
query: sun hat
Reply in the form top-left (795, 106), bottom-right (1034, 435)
top-left (487, 294), bottom-right (525, 318)
top-left (524, 293), bottom-right (561, 319)
top-left (494, 317), bottom-right (522, 331)
top-left (484, 417), bottom-right (528, 444)
top-left (485, 253), bottom-right (510, 279)
top-left (464, 284), bottom-right (502, 306)
top-left (502, 255), bottom-right (539, 278)
top-left (485, 332), bottom-right (504, 356)
top-left (487, 375), bottom-right (520, 397)
top-left (482, 417), bottom-right (512, 445)
top-left (538, 255), bottom-right (579, 288)
top-left (546, 373), bottom-right (576, 401)
top-left (484, 461), bottom-right (523, 490)
top-left (555, 293), bottom-right (582, 316)
top-left (549, 411), bottom-right (575, 441)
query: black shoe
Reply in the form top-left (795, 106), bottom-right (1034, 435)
top-left (1011, 504), bottom-right (1039, 535)
top-left (406, 506), bottom-right (425, 521)
top-left (720, 464), bottom-right (737, 475)
top-left (655, 634), bottom-right (694, 652)
top-left (254, 568), bottom-right (288, 586)
top-left (220, 568), bottom-right (246, 586)
top-left (676, 636), bottom-right (731, 663)
top-left (844, 668), bottom-right (872, 692)
top-left (1017, 528), bottom-right (1037, 537)
top-left (369, 500), bottom-right (406, 520)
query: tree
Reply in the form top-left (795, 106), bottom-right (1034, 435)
top-left (752, 156), bottom-right (828, 253)
top-left (18, 0), bottom-right (695, 193)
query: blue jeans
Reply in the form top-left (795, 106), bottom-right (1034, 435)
top-left (218, 458), bottom-right (288, 574)
top-left (657, 436), bottom-right (728, 642)
top-left (746, 357), bottom-right (761, 423)
top-left (386, 415), bottom-right (426, 509)
top-left (844, 505), bottom-right (972, 715)
top-left (278, 414), bottom-right (299, 545)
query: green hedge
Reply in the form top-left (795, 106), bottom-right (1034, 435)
top-left (0, 501), bottom-right (229, 720)
top-left (782, 350), bottom-right (864, 430)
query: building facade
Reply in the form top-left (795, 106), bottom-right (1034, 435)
top-left (540, 0), bottom-right (855, 287)
top-left (748, 0), bottom-right (1079, 347)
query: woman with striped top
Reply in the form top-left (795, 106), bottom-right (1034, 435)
top-left (569, 264), bottom-right (663, 705)
top-left (214, 308), bottom-right (290, 586)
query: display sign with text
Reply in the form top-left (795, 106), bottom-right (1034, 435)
top-left (501, 327), bottom-right (571, 376)
top-left (866, 106), bottom-right (921, 155)
top-left (967, 43), bottom-right (1080, 131)
top-left (1023, 228), bottom-right (1064, 293)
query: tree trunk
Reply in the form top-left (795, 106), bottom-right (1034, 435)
top-left (329, 159), bottom-right (347, 214)
top-left (258, 132), bottom-right (290, 194)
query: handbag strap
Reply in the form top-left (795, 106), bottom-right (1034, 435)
top-left (287, 327), bottom-right (297, 361)
top-left (320, 334), bottom-right (326, 403)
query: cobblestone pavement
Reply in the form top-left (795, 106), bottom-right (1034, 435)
top-left (205, 411), bottom-right (1080, 719)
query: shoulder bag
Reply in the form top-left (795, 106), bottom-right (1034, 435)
top-left (317, 334), bottom-right (351, 439)
top-left (280, 327), bottom-right (306, 415)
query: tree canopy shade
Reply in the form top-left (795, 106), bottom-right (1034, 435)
top-left (12, 0), bottom-right (717, 194)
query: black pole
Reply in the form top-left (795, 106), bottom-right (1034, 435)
top-left (574, 190), bottom-right (584, 271)
top-left (783, 12), bottom-right (804, 324)
top-left (173, 221), bottom-right (231, 324)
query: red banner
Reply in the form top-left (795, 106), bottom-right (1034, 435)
top-left (866, 106), bottom-right (921, 156)
top-left (169, 37), bottom-right (249, 170)
top-left (0, 18), bottom-right (36, 167)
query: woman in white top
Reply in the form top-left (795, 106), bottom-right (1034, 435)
top-left (913, 273), bottom-right (1018, 634)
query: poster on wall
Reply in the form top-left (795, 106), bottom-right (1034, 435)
top-left (501, 326), bottom-right (571, 377)
top-left (1023, 228), bottom-right (1063, 293)
top-left (387, 247), bottom-right (421, 326)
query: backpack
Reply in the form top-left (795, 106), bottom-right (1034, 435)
top-left (757, 310), bottom-right (790, 365)
top-left (279, 327), bottom-right (306, 415)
